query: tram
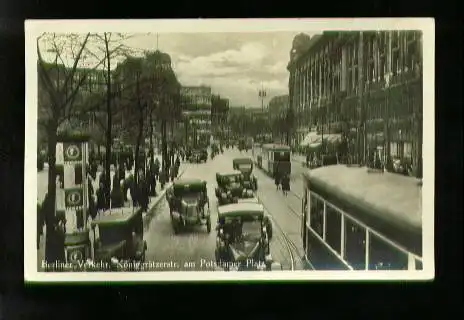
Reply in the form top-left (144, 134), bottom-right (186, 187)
top-left (301, 165), bottom-right (423, 270)
top-left (253, 143), bottom-right (291, 178)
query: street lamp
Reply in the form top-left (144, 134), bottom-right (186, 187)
top-left (258, 84), bottom-right (267, 112)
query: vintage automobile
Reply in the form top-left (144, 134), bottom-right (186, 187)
top-left (214, 203), bottom-right (282, 271)
top-left (233, 157), bottom-right (258, 191)
top-left (167, 178), bottom-right (211, 234)
top-left (215, 170), bottom-right (244, 206)
top-left (90, 207), bottom-right (147, 271)
top-left (235, 197), bottom-right (273, 240)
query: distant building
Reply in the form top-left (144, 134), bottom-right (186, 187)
top-left (181, 85), bottom-right (212, 146)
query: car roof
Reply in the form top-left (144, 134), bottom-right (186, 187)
top-left (173, 178), bottom-right (205, 186)
top-left (91, 208), bottom-right (139, 226)
top-left (262, 143), bottom-right (291, 151)
top-left (233, 158), bottom-right (253, 163)
top-left (303, 165), bottom-right (422, 231)
top-left (217, 170), bottom-right (242, 176)
top-left (236, 197), bottom-right (260, 204)
top-left (217, 202), bottom-right (264, 217)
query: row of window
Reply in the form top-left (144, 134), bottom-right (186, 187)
top-left (292, 32), bottom-right (421, 110)
top-left (304, 191), bottom-right (421, 270)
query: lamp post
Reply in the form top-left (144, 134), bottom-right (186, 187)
top-left (258, 85), bottom-right (267, 112)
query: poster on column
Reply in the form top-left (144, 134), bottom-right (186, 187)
top-left (25, 18), bottom-right (435, 283)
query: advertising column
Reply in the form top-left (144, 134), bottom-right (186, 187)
top-left (55, 136), bottom-right (90, 265)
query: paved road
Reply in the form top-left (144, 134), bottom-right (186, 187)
top-left (143, 149), bottom-right (300, 271)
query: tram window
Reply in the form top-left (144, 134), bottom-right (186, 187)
top-left (309, 194), bottom-right (323, 237)
top-left (368, 233), bottom-right (408, 270)
top-left (344, 217), bottom-right (366, 270)
top-left (415, 259), bottom-right (423, 270)
top-left (325, 205), bottom-right (342, 254)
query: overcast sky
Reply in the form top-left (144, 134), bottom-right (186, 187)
top-left (40, 32), bottom-right (319, 107)
top-left (123, 33), bottom-right (305, 107)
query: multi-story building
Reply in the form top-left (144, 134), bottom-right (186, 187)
top-left (287, 30), bottom-right (423, 177)
top-left (181, 85), bottom-right (212, 146)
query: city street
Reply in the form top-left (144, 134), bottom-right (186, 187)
top-left (143, 148), bottom-right (305, 271)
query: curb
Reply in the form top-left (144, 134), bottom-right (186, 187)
top-left (142, 168), bottom-right (186, 228)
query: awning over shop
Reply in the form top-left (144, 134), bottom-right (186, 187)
top-left (300, 131), bottom-right (319, 147)
top-left (300, 132), bottom-right (341, 147)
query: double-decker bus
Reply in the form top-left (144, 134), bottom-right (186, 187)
top-left (253, 143), bottom-right (291, 178)
top-left (301, 165), bottom-right (423, 270)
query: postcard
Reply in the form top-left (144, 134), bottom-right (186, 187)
top-left (25, 18), bottom-right (435, 282)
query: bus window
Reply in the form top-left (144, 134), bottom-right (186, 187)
top-left (368, 233), bottom-right (409, 270)
top-left (344, 217), bottom-right (366, 270)
top-left (325, 204), bottom-right (342, 254)
top-left (309, 194), bottom-right (323, 237)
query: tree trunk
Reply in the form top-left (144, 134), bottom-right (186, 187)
top-left (161, 119), bottom-right (168, 175)
top-left (134, 117), bottom-right (144, 190)
top-left (104, 34), bottom-right (112, 208)
top-left (149, 109), bottom-right (154, 159)
top-left (44, 121), bottom-right (64, 263)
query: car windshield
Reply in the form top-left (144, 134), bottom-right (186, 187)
top-left (224, 215), bottom-right (262, 241)
top-left (98, 224), bottom-right (128, 245)
top-left (227, 175), bottom-right (241, 183)
top-left (238, 164), bottom-right (252, 170)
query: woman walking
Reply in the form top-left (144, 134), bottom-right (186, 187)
top-left (281, 174), bottom-right (290, 196)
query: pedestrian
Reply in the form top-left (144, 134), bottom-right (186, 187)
top-left (138, 171), bottom-right (149, 212)
top-left (87, 173), bottom-right (97, 220)
top-left (282, 174), bottom-right (290, 196)
top-left (96, 182), bottom-right (107, 213)
top-left (110, 172), bottom-right (124, 208)
top-left (37, 201), bottom-right (44, 250)
top-left (274, 172), bottom-right (281, 190)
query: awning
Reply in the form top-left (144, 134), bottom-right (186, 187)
top-left (299, 131), bottom-right (320, 147)
top-left (300, 132), bottom-right (341, 147)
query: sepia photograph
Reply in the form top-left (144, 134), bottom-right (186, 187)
top-left (25, 18), bottom-right (434, 282)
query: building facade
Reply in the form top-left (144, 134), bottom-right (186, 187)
top-left (287, 30), bottom-right (423, 177)
top-left (181, 85), bottom-right (212, 146)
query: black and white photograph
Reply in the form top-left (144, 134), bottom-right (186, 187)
top-left (25, 19), bottom-right (434, 282)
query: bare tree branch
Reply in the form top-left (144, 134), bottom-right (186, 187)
top-left (59, 33), bottom-right (90, 97)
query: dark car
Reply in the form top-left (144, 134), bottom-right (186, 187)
top-left (90, 207), bottom-right (147, 271)
top-left (233, 157), bottom-right (258, 191)
top-left (214, 202), bottom-right (281, 271)
top-left (167, 178), bottom-right (211, 234)
top-left (215, 170), bottom-right (244, 206)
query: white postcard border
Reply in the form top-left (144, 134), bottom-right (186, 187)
top-left (24, 18), bottom-right (435, 282)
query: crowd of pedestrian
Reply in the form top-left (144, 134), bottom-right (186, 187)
top-left (37, 152), bottom-right (183, 250)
